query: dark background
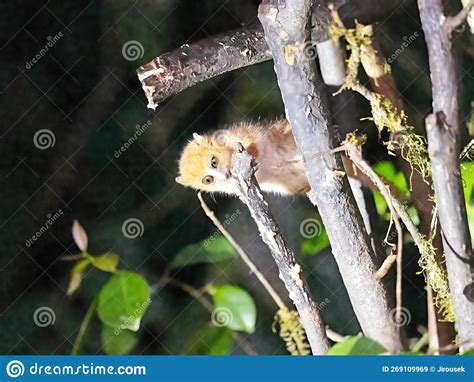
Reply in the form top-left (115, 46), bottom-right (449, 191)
top-left (0, 0), bottom-right (472, 355)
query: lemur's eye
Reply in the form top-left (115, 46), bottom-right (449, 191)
top-left (202, 175), bottom-right (214, 185)
top-left (210, 156), bottom-right (219, 168)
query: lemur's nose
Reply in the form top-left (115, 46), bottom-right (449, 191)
top-left (209, 168), bottom-right (231, 181)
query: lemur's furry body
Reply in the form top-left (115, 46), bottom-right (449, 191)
top-left (176, 120), bottom-right (310, 195)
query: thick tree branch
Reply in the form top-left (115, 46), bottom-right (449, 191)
top-left (317, 38), bottom-right (386, 264)
top-left (230, 147), bottom-right (329, 355)
top-left (137, 27), bottom-right (271, 109)
top-left (418, 0), bottom-right (474, 350)
top-left (258, 0), bottom-right (402, 353)
top-left (137, 0), bottom-right (404, 108)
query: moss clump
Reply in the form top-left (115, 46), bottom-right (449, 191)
top-left (273, 308), bottom-right (311, 355)
top-left (330, 9), bottom-right (454, 321)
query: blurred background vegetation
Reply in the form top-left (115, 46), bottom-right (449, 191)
top-left (0, 0), bottom-right (472, 355)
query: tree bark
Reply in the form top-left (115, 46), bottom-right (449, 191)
top-left (137, 0), bottom-right (405, 108)
top-left (258, 0), bottom-right (403, 353)
top-left (231, 148), bottom-right (329, 355)
top-left (137, 27), bottom-right (271, 109)
top-left (418, 0), bottom-right (474, 350)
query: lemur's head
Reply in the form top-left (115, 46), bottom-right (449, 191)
top-left (176, 131), bottom-right (238, 194)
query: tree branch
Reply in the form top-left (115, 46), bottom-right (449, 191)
top-left (418, 0), bottom-right (474, 350)
top-left (230, 147), bottom-right (329, 355)
top-left (137, 0), bottom-right (404, 108)
top-left (197, 192), bottom-right (286, 310)
top-left (258, 0), bottom-right (402, 353)
top-left (444, 0), bottom-right (474, 35)
top-left (137, 27), bottom-right (270, 109)
top-left (317, 38), bottom-right (386, 264)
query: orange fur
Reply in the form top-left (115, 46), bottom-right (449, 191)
top-left (176, 120), bottom-right (310, 195)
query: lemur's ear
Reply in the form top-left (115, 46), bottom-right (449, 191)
top-left (193, 133), bottom-right (204, 145)
top-left (175, 176), bottom-right (184, 185)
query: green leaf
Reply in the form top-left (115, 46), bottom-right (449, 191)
top-left (209, 285), bottom-right (256, 333)
top-left (327, 336), bottom-right (387, 355)
top-left (101, 324), bottom-right (138, 355)
top-left (373, 192), bottom-right (391, 221)
top-left (169, 236), bottom-right (238, 269)
top-left (89, 252), bottom-right (119, 273)
top-left (374, 161), bottom-right (409, 198)
top-left (461, 162), bottom-right (474, 245)
top-left (462, 348), bottom-right (474, 355)
top-left (97, 271), bottom-right (151, 332)
top-left (67, 258), bottom-right (90, 296)
top-left (301, 227), bottom-right (330, 255)
top-left (183, 326), bottom-right (234, 355)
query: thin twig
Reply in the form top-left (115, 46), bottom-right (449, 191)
top-left (325, 327), bottom-right (347, 343)
top-left (345, 145), bottom-right (404, 330)
top-left (71, 297), bottom-right (97, 355)
top-left (443, 0), bottom-right (474, 35)
top-left (375, 254), bottom-right (397, 280)
top-left (197, 192), bottom-right (286, 310)
top-left (198, 192), bottom-right (345, 348)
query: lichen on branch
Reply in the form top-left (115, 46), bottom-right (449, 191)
top-left (329, 7), bottom-right (431, 184)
